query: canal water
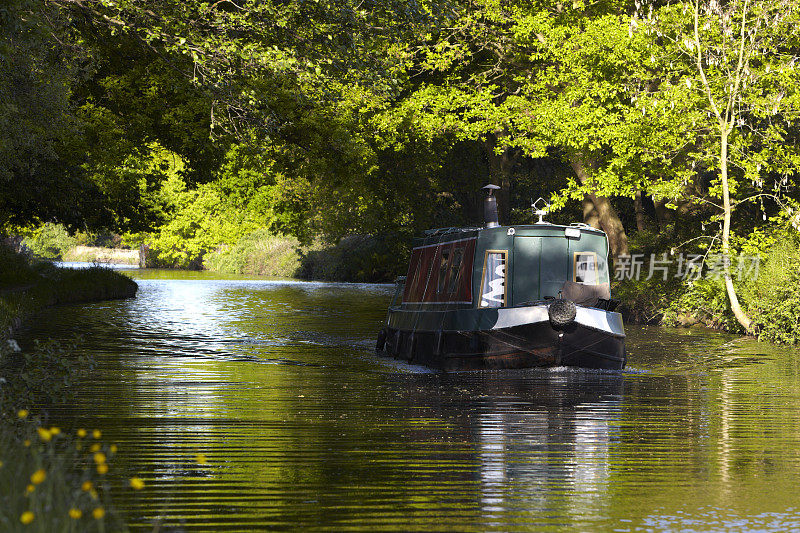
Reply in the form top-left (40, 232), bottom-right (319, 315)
top-left (16, 270), bottom-right (800, 531)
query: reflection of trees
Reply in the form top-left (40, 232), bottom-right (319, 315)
top-left (17, 282), bottom-right (800, 530)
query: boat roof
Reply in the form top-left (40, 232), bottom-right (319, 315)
top-left (413, 223), bottom-right (606, 247)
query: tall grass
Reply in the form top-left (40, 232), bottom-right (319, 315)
top-left (204, 229), bottom-right (409, 282)
top-left (203, 229), bottom-right (301, 277)
top-left (1, 340), bottom-right (141, 532)
top-left (62, 247), bottom-right (139, 265)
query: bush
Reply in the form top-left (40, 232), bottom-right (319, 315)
top-left (740, 236), bottom-right (800, 344)
top-left (22, 224), bottom-right (76, 260)
top-left (662, 276), bottom-right (744, 332)
top-left (297, 235), bottom-right (409, 283)
top-left (203, 229), bottom-right (301, 277)
top-left (0, 243), bottom-right (38, 287)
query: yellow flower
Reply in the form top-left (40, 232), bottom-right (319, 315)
top-left (37, 427), bottom-right (52, 442)
top-left (129, 477), bottom-right (145, 490)
top-left (94, 452), bottom-right (106, 465)
top-left (30, 469), bottom-right (46, 485)
top-left (69, 508), bottom-right (82, 519)
top-left (196, 454), bottom-right (207, 465)
top-left (20, 511), bottom-right (34, 525)
top-left (92, 430), bottom-right (102, 439)
top-left (17, 409), bottom-right (29, 419)
top-left (81, 481), bottom-right (93, 492)
top-left (110, 445), bottom-right (118, 453)
top-left (23, 439), bottom-right (31, 447)
top-left (77, 428), bottom-right (87, 438)
top-left (97, 463), bottom-right (108, 475)
top-left (50, 426), bottom-right (61, 435)
top-left (90, 443), bottom-right (101, 452)
top-left (92, 507), bottom-right (105, 520)
top-left (26, 484), bottom-right (35, 494)
top-left (76, 443), bottom-right (83, 451)
top-left (90, 489), bottom-right (99, 500)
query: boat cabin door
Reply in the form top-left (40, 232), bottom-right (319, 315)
top-left (512, 236), bottom-right (570, 305)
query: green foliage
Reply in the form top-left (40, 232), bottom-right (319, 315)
top-left (0, 0), bottom-right (107, 230)
top-left (663, 277), bottom-right (744, 332)
top-left (134, 142), bottom-right (301, 268)
top-left (614, 275), bottom-right (682, 325)
top-left (297, 235), bottom-right (409, 283)
top-left (204, 229), bottom-right (301, 277)
top-left (740, 235), bottom-right (800, 344)
top-left (21, 224), bottom-right (77, 261)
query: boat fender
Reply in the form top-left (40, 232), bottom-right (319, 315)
top-left (376, 328), bottom-right (387, 353)
top-left (549, 299), bottom-right (576, 329)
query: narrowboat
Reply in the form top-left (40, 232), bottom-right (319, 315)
top-left (375, 185), bottom-right (626, 371)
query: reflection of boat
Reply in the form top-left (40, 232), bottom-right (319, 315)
top-left (376, 185), bottom-right (626, 371)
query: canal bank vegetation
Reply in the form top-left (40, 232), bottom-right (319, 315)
top-left (0, 244), bottom-right (138, 340)
top-left (3, 0), bottom-right (800, 343)
top-left (0, 339), bottom-right (140, 531)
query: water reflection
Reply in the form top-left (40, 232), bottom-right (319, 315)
top-left (13, 273), bottom-right (800, 531)
top-left (462, 372), bottom-right (621, 522)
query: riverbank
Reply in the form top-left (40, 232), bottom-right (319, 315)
top-left (613, 233), bottom-right (800, 344)
top-left (148, 229), bottom-right (408, 283)
top-left (0, 245), bottom-right (138, 341)
top-left (62, 246), bottom-right (139, 265)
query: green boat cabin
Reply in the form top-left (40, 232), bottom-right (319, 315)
top-left (401, 224), bottom-right (611, 309)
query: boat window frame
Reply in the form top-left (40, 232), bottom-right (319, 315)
top-left (573, 251), bottom-right (599, 285)
top-left (403, 249), bottom-right (423, 301)
top-left (479, 249), bottom-right (508, 308)
top-left (446, 247), bottom-right (465, 294)
top-left (437, 247), bottom-right (452, 294)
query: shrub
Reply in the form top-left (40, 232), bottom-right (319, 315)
top-left (22, 224), bottom-right (76, 260)
top-left (203, 229), bottom-right (301, 277)
top-left (297, 235), bottom-right (409, 283)
top-left (740, 236), bottom-right (800, 344)
top-left (662, 276), bottom-right (744, 332)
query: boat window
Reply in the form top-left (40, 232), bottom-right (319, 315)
top-left (437, 248), bottom-right (451, 293)
top-left (479, 250), bottom-right (507, 308)
top-left (574, 252), bottom-right (599, 285)
top-left (403, 249), bottom-right (423, 301)
top-left (447, 248), bottom-right (464, 294)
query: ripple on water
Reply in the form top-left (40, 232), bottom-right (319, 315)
top-left (13, 274), bottom-right (800, 531)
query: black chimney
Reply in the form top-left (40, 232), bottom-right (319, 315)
top-left (482, 184), bottom-right (501, 228)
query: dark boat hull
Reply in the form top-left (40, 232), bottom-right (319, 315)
top-left (379, 304), bottom-right (626, 371)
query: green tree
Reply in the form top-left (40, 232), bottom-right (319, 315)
top-left (645, 0), bottom-right (800, 331)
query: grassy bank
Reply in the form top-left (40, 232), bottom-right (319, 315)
top-left (62, 246), bottom-right (139, 265)
top-left (1, 339), bottom-right (141, 531)
top-left (203, 229), bottom-right (301, 277)
top-left (614, 230), bottom-right (800, 345)
top-left (0, 245), bottom-right (138, 340)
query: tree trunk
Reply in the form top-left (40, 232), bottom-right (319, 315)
top-left (634, 190), bottom-right (647, 232)
top-left (484, 133), bottom-right (515, 224)
top-left (653, 197), bottom-right (673, 228)
top-left (582, 197), bottom-right (600, 229)
top-left (720, 130), bottom-right (753, 332)
top-left (569, 154), bottom-right (630, 257)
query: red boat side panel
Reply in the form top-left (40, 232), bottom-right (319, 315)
top-left (403, 238), bottom-right (475, 304)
